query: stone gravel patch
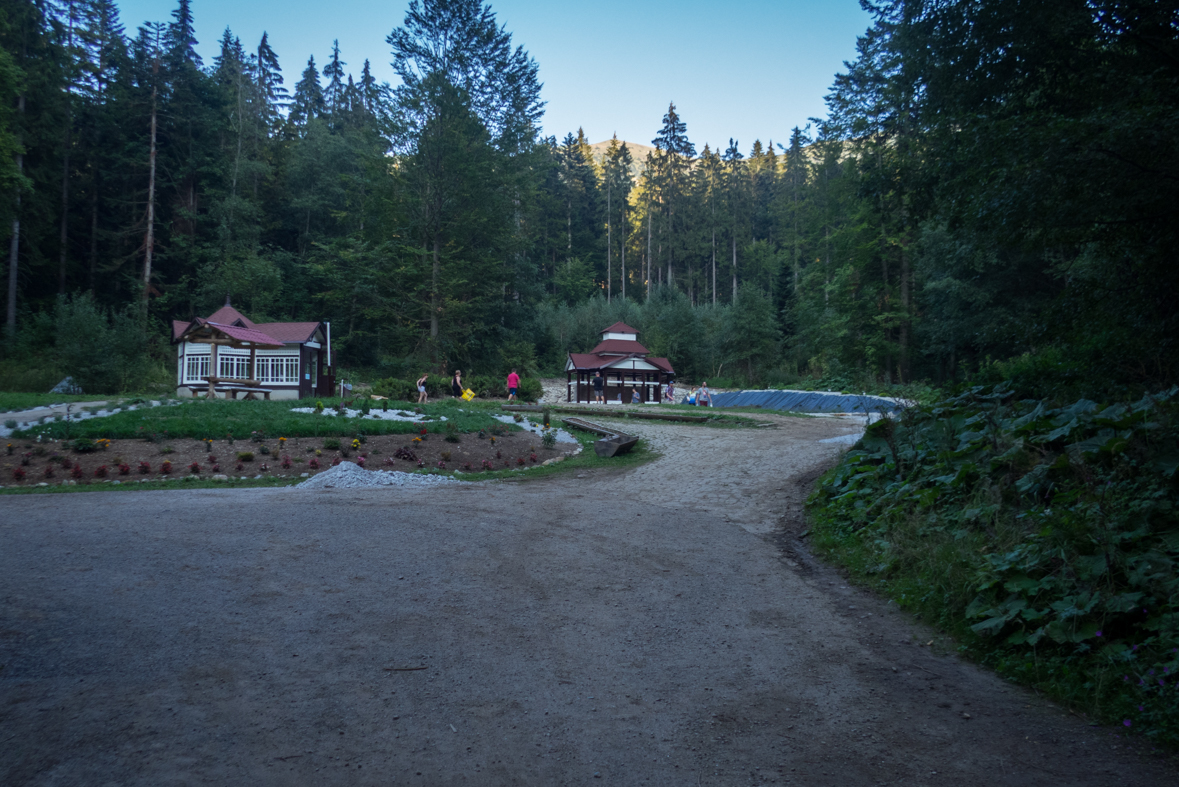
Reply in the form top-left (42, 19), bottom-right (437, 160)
top-left (295, 460), bottom-right (467, 489)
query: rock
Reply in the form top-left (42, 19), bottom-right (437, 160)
top-left (50, 376), bottom-right (83, 395)
top-left (37, 482), bottom-right (48, 487)
top-left (300, 472), bottom-right (309, 478)
top-left (212, 474), bottom-right (229, 481)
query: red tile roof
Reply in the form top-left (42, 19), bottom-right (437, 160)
top-left (646, 357), bottom-right (674, 373)
top-left (254, 322), bottom-right (320, 343)
top-left (589, 339), bottom-right (649, 355)
top-left (206, 322), bottom-right (285, 347)
top-left (206, 305), bottom-right (255, 328)
top-left (172, 319), bottom-right (189, 341)
top-left (602, 321), bottom-right (639, 335)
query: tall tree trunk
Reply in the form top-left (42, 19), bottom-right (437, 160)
top-left (58, 3), bottom-right (75, 295)
top-left (430, 235), bottom-right (440, 341)
top-left (6, 94), bottom-right (23, 340)
top-left (645, 202), bottom-right (652, 300)
top-left (88, 188), bottom-right (98, 292)
top-left (142, 74), bottom-right (158, 305)
top-left (899, 243), bottom-right (911, 384)
top-left (731, 233), bottom-right (737, 303)
top-left (606, 180), bottom-right (611, 302)
top-left (620, 207), bottom-right (626, 301)
top-left (711, 228), bottom-right (716, 305)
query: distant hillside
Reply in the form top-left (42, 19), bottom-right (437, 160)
top-left (588, 140), bottom-right (656, 177)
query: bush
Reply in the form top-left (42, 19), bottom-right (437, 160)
top-left (809, 384), bottom-right (1179, 744)
top-left (236, 451), bottom-right (255, 462)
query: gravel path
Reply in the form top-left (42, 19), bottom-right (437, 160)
top-left (1, 414), bottom-right (1175, 786)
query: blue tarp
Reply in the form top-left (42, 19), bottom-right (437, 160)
top-left (681, 388), bottom-right (905, 414)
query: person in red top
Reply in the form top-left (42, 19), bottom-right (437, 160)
top-left (506, 368), bottom-right (521, 401)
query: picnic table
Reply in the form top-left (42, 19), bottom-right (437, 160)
top-left (189, 378), bottom-right (275, 400)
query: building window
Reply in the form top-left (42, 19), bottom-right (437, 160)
top-left (185, 354), bottom-right (209, 383)
top-left (256, 355), bottom-right (299, 384)
top-left (219, 354), bottom-right (250, 380)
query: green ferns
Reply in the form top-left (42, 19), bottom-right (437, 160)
top-left (809, 385), bottom-right (1179, 743)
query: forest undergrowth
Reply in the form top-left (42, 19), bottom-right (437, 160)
top-left (808, 384), bottom-right (1179, 746)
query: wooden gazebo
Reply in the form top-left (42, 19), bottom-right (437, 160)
top-left (174, 320), bottom-right (285, 399)
top-left (565, 322), bottom-right (674, 403)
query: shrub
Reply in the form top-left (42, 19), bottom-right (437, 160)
top-left (236, 451), bottom-right (255, 462)
top-left (160, 461), bottom-right (172, 474)
top-left (259, 445), bottom-right (271, 456)
top-left (71, 437), bottom-right (97, 453)
top-left (542, 429), bottom-right (556, 449)
top-left (4, 419), bottom-right (16, 429)
top-left (323, 438), bottom-right (341, 451)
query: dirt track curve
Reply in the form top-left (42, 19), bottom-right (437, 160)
top-left (2, 413), bottom-right (1176, 786)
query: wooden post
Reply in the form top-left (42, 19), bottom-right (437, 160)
top-left (567, 370), bottom-right (571, 402)
top-left (249, 345), bottom-right (256, 384)
top-left (208, 342), bottom-right (219, 399)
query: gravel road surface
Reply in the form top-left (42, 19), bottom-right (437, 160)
top-left (1, 414), bottom-right (1175, 785)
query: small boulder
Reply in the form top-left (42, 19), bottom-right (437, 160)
top-left (50, 376), bottom-right (83, 395)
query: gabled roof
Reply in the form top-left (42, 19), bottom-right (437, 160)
top-left (206, 304), bottom-right (255, 329)
top-left (254, 322), bottom-right (320, 343)
top-left (602, 321), bottom-right (639, 335)
top-left (646, 357), bottom-right (674, 373)
top-left (589, 339), bottom-right (649, 355)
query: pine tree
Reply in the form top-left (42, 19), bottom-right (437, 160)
top-left (290, 55), bottom-right (323, 128)
top-left (650, 103), bottom-right (695, 290)
top-left (322, 39), bottom-right (345, 116)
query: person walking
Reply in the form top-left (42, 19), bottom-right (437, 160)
top-left (592, 371), bottom-right (605, 404)
top-left (506, 368), bottom-right (520, 402)
top-left (416, 373), bottom-right (429, 404)
top-left (697, 381), bottom-right (712, 407)
top-left (631, 386), bottom-right (642, 404)
top-left (663, 378), bottom-right (676, 402)
top-left (451, 370), bottom-right (463, 399)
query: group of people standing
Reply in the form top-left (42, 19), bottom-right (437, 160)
top-left (590, 371), bottom-right (711, 406)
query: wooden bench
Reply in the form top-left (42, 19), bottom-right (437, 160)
top-left (186, 385), bottom-right (275, 400)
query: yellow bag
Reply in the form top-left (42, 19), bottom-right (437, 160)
top-left (461, 387), bottom-right (476, 401)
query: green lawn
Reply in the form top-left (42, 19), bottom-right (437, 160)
top-left (10, 397), bottom-right (504, 441)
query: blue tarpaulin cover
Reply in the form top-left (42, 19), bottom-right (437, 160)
top-left (682, 389), bottom-right (905, 414)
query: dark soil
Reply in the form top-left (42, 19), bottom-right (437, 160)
top-left (2, 429), bottom-right (576, 485)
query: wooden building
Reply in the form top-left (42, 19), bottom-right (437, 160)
top-left (171, 301), bottom-right (334, 400)
top-left (565, 322), bottom-right (674, 403)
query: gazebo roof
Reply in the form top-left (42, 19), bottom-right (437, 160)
top-left (589, 339), bottom-right (649, 355)
top-left (602, 321), bottom-right (639, 335)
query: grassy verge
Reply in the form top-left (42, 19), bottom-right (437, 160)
top-left (806, 384), bottom-right (1179, 747)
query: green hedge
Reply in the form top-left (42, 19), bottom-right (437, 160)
top-left (372, 374), bottom-right (541, 402)
top-left (808, 384), bottom-right (1179, 744)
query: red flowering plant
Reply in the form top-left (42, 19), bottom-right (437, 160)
top-left (308, 458), bottom-right (319, 470)
top-left (118, 463), bottom-right (130, 476)
top-left (43, 465), bottom-right (55, 479)
top-left (12, 466), bottom-right (27, 481)
top-left (138, 461), bottom-right (151, 474)
top-left (281, 455), bottom-right (292, 470)
top-left (160, 460), bottom-right (172, 474)
top-left (530, 453), bottom-right (537, 463)
top-left (71, 464), bottom-right (84, 480)
top-left (516, 457), bottom-right (525, 466)
top-left (356, 456), bottom-right (366, 468)
top-left (188, 462), bottom-right (201, 474)
top-left (94, 465), bottom-right (108, 478)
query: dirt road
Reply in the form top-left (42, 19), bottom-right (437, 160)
top-left (1, 414), bottom-right (1175, 785)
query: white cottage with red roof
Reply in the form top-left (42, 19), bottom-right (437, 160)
top-left (565, 322), bottom-right (674, 403)
top-left (171, 300), bottom-right (334, 400)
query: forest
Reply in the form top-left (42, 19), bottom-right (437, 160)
top-left (0, 0), bottom-right (1176, 400)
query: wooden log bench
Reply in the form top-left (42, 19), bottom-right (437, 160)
top-left (187, 384), bottom-right (275, 400)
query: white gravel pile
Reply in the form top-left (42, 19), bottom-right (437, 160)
top-left (490, 414), bottom-right (579, 443)
top-left (296, 461), bottom-right (466, 490)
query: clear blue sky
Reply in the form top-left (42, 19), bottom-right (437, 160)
top-left (115, 0), bottom-right (872, 152)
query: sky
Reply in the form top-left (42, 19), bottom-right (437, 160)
top-left (115, 0), bottom-right (873, 153)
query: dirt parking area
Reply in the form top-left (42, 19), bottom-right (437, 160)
top-left (1, 414), bottom-right (1175, 785)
